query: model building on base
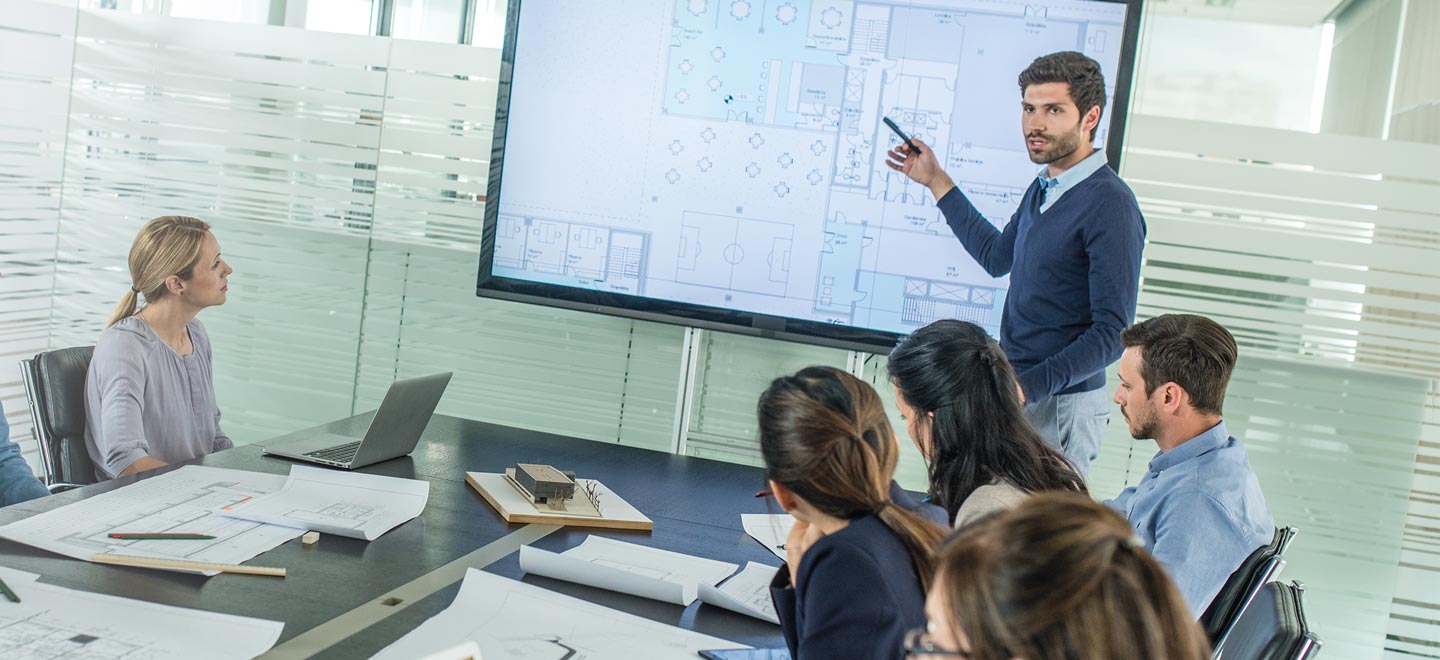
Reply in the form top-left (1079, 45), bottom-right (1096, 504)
top-left (512, 463), bottom-right (577, 508)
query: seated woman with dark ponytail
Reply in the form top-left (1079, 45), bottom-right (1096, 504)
top-left (760, 366), bottom-right (946, 660)
top-left (910, 493), bottom-right (1210, 659)
top-left (888, 319), bottom-right (1086, 528)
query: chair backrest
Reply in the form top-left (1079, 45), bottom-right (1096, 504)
top-left (1219, 580), bottom-right (1322, 660)
top-left (1203, 526), bottom-right (1298, 652)
top-left (19, 346), bottom-right (98, 486)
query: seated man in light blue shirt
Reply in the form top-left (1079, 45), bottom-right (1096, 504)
top-left (1106, 314), bottom-right (1273, 616)
top-left (1, 401), bottom-right (50, 508)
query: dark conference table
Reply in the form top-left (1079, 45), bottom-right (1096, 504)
top-left (0, 414), bottom-right (792, 659)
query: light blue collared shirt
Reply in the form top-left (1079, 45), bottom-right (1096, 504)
top-left (0, 400), bottom-right (50, 507)
top-left (1105, 421), bottom-right (1273, 616)
top-left (1037, 148), bottom-right (1109, 213)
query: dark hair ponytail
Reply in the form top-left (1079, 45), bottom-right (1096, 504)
top-left (888, 320), bottom-right (1086, 520)
top-left (758, 366), bottom-right (947, 589)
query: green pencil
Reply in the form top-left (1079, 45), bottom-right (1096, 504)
top-left (0, 576), bottom-right (19, 603)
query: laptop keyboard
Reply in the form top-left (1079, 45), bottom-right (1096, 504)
top-left (304, 440), bottom-right (362, 464)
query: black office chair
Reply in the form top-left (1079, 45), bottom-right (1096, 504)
top-left (1217, 580), bottom-right (1322, 659)
top-left (18, 346), bottom-right (99, 489)
top-left (1202, 526), bottom-right (1299, 657)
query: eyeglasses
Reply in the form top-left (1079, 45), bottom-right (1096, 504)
top-left (903, 626), bottom-right (971, 658)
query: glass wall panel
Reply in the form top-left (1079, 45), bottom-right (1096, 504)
top-left (0, 0), bottom-right (76, 468)
top-left (50, 8), bottom-right (388, 443)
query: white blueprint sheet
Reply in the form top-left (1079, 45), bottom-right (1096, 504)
top-left (369, 568), bottom-right (747, 660)
top-left (698, 561), bottom-right (781, 624)
top-left (0, 565), bottom-right (283, 659)
top-left (741, 514), bottom-right (794, 561)
top-left (0, 466), bottom-right (302, 575)
top-left (216, 466), bottom-right (429, 540)
top-left (520, 536), bottom-right (737, 606)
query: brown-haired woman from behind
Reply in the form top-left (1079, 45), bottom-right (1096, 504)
top-left (84, 216), bottom-right (235, 480)
top-left (906, 492), bottom-right (1210, 660)
top-left (760, 366), bottom-right (947, 660)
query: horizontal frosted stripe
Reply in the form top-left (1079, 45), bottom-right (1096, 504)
top-left (68, 63), bottom-right (388, 112)
top-left (1137, 296), bottom-right (1434, 351)
top-left (373, 173), bottom-right (489, 199)
top-left (64, 119), bottom-right (381, 164)
top-left (0, 36), bottom-right (75, 79)
top-left (378, 131), bottom-right (495, 165)
top-left (387, 38), bottom-right (501, 73)
top-left (1128, 114), bottom-right (1440, 177)
top-left (1131, 180), bottom-right (1437, 235)
top-left (1127, 153), bottom-right (1434, 214)
top-left (1144, 244), bottom-right (1433, 293)
top-left (1144, 265), bottom-right (1437, 319)
top-left (76, 10), bottom-right (387, 64)
top-left (1, 0), bottom-right (77, 36)
top-left (67, 95), bottom-right (385, 146)
top-left (63, 136), bottom-right (383, 185)
top-left (73, 46), bottom-right (390, 97)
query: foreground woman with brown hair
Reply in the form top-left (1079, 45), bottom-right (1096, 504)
top-left (908, 492), bottom-right (1210, 660)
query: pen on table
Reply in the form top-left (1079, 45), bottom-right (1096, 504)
top-left (755, 490), bottom-right (772, 498)
top-left (0, 576), bottom-right (19, 603)
top-left (108, 533), bottom-right (217, 540)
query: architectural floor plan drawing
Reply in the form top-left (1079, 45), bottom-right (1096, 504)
top-left (0, 566), bottom-right (283, 659)
top-left (494, 0), bottom-right (1130, 335)
top-left (216, 466), bottom-right (429, 541)
top-left (0, 466), bottom-right (301, 573)
top-left (698, 561), bottom-right (782, 624)
top-left (369, 568), bottom-right (746, 660)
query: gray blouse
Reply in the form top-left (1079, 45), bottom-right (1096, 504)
top-left (84, 316), bottom-right (232, 479)
top-left (953, 480), bottom-right (1029, 529)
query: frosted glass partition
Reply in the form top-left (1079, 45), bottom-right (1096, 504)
top-left (354, 239), bottom-right (685, 452)
top-left (49, 9), bottom-right (389, 442)
top-left (0, 1), bottom-right (74, 458)
top-left (1120, 114), bottom-right (1440, 659)
top-left (683, 334), bottom-right (930, 492)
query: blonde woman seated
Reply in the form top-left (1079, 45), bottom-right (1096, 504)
top-left (84, 216), bottom-right (235, 480)
top-left (907, 493), bottom-right (1210, 660)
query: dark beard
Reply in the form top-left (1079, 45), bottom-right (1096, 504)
top-left (1027, 123), bottom-right (1086, 165)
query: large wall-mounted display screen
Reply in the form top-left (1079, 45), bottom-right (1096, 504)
top-left (479, 0), bottom-right (1142, 351)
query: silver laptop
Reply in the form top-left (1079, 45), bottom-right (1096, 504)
top-left (263, 372), bottom-right (453, 469)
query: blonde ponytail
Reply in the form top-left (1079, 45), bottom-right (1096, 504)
top-left (105, 216), bottom-right (212, 328)
top-left (106, 288), bottom-right (141, 328)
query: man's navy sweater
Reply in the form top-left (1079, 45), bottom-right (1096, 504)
top-left (938, 164), bottom-right (1145, 400)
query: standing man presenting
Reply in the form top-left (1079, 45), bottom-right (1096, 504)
top-left (886, 51), bottom-right (1145, 476)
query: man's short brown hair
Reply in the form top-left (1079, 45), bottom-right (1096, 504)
top-left (1120, 314), bottom-right (1238, 416)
